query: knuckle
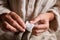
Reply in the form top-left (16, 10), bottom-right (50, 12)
top-left (12, 12), bottom-right (16, 14)
top-left (12, 12), bottom-right (17, 16)
top-left (16, 15), bottom-right (20, 18)
top-left (11, 19), bottom-right (14, 22)
top-left (4, 15), bottom-right (8, 18)
top-left (12, 21), bottom-right (16, 25)
top-left (45, 24), bottom-right (49, 28)
top-left (16, 16), bottom-right (20, 20)
top-left (5, 23), bottom-right (8, 28)
top-left (3, 22), bottom-right (9, 28)
top-left (11, 20), bottom-right (14, 23)
top-left (12, 22), bottom-right (15, 25)
top-left (35, 30), bottom-right (38, 34)
top-left (5, 15), bottom-right (10, 18)
top-left (46, 25), bottom-right (49, 28)
top-left (10, 12), bottom-right (20, 19)
top-left (10, 12), bottom-right (15, 15)
top-left (4, 15), bottom-right (10, 20)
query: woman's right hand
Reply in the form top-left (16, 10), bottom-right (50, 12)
top-left (0, 12), bottom-right (26, 32)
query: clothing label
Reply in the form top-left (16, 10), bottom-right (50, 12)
top-left (26, 21), bottom-right (35, 32)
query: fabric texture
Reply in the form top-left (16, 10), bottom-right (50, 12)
top-left (0, 0), bottom-right (60, 40)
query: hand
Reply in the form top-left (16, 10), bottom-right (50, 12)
top-left (30, 13), bottom-right (54, 36)
top-left (0, 12), bottom-right (26, 32)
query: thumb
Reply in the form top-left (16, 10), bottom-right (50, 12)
top-left (30, 16), bottom-right (40, 24)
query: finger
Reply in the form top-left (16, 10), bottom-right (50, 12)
top-left (2, 21), bottom-right (18, 32)
top-left (3, 15), bottom-right (25, 32)
top-left (32, 30), bottom-right (45, 36)
top-left (32, 29), bottom-right (45, 34)
top-left (30, 16), bottom-right (40, 24)
top-left (45, 20), bottom-right (49, 29)
top-left (34, 24), bottom-right (48, 30)
top-left (9, 12), bottom-right (26, 29)
top-left (45, 20), bottom-right (49, 25)
top-left (0, 23), bottom-right (9, 32)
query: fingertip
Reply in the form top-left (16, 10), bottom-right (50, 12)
top-left (19, 29), bottom-right (25, 32)
top-left (30, 21), bottom-right (33, 23)
top-left (23, 29), bottom-right (25, 32)
top-left (22, 29), bottom-right (25, 32)
top-left (30, 21), bottom-right (35, 24)
top-left (23, 25), bottom-right (26, 29)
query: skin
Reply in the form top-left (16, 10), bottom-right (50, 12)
top-left (0, 12), bottom-right (26, 32)
top-left (0, 11), bottom-right (54, 36)
top-left (30, 12), bottom-right (54, 36)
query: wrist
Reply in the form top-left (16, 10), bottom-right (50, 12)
top-left (39, 12), bottom-right (54, 21)
top-left (46, 12), bottom-right (55, 21)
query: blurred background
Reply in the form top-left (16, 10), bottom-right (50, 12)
top-left (55, 0), bottom-right (60, 40)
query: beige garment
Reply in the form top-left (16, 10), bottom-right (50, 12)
top-left (0, 0), bottom-right (60, 40)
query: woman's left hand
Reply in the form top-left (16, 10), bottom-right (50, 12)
top-left (30, 13), bottom-right (54, 36)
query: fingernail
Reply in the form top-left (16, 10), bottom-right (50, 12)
top-left (22, 29), bottom-right (25, 32)
top-left (24, 26), bottom-right (26, 29)
top-left (30, 21), bottom-right (33, 23)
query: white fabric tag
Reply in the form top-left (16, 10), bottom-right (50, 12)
top-left (26, 21), bottom-right (35, 32)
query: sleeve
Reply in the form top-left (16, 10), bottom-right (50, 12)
top-left (47, 0), bottom-right (60, 32)
top-left (0, 0), bottom-right (11, 15)
top-left (48, 7), bottom-right (60, 32)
